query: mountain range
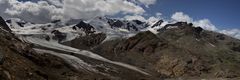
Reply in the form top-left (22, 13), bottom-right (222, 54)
top-left (0, 16), bottom-right (240, 80)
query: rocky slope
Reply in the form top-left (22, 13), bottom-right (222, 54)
top-left (0, 17), bottom-right (109, 80)
top-left (1, 17), bottom-right (155, 80)
top-left (92, 22), bottom-right (240, 79)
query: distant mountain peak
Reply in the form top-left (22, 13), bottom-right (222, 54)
top-left (73, 21), bottom-right (96, 34)
top-left (151, 20), bottom-right (163, 28)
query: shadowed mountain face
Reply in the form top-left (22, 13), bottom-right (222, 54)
top-left (0, 17), bottom-right (11, 32)
top-left (62, 33), bottom-right (107, 50)
top-left (0, 16), bottom-right (240, 80)
top-left (73, 21), bottom-right (96, 34)
top-left (152, 20), bottom-right (164, 28)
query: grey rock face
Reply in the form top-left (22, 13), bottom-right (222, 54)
top-left (0, 17), bottom-right (11, 32)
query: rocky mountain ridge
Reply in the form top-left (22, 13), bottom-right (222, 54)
top-left (0, 16), bottom-right (240, 80)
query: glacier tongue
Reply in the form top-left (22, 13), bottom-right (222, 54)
top-left (21, 36), bottom-right (150, 76)
top-left (34, 48), bottom-right (97, 72)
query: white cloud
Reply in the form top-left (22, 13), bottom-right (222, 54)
top-left (147, 12), bottom-right (164, 24)
top-left (156, 12), bottom-right (162, 17)
top-left (128, 0), bottom-right (156, 7)
top-left (220, 29), bottom-right (240, 39)
top-left (171, 12), bottom-right (193, 23)
top-left (63, 0), bottom-right (145, 20)
top-left (124, 12), bottom-right (163, 24)
top-left (171, 12), bottom-right (240, 39)
top-left (0, 0), bottom-right (148, 23)
top-left (147, 17), bottom-right (159, 23)
top-left (193, 19), bottom-right (218, 31)
top-left (124, 15), bottom-right (146, 21)
top-left (171, 12), bottom-right (217, 31)
top-left (0, 0), bottom-right (63, 23)
top-left (138, 0), bottom-right (156, 7)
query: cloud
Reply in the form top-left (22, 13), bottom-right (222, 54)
top-left (0, 0), bottom-right (63, 23)
top-left (171, 12), bottom-right (193, 23)
top-left (127, 0), bottom-right (156, 7)
top-left (63, 0), bottom-right (145, 20)
top-left (0, 0), bottom-right (149, 23)
top-left (193, 19), bottom-right (218, 31)
top-left (124, 15), bottom-right (146, 21)
top-left (156, 12), bottom-right (162, 17)
top-left (171, 12), bottom-right (240, 39)
top-left (138, 0), bottom-right (156, 7)
top-left (220, 29), bottom-right (240, 39)
top-left (124, 12), bottom-right (163, 23)
top-left (171, 12), bottom-right (217, 31)
top-left (46, 0), bottom-right (63, 7)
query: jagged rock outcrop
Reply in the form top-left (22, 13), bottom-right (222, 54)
top-left (6, 19), bottom-right (25, 27)
top-left (51, 30), bottom-right (67, 42)
top-left (152, 20), bottom-right (163, 28)
top-left (158, 22), bottom-right (204, 39)
top-left (216, 34), bottom-right (225, 40)
top-left (73, 21), bottom-right (95, 34)
top-left (126, 23), bottom-right (139, 31)
top-left (109, 20), bottom-right (124, 28)
top-left (133, 20), bottom-right (144, 25)
top-left (0, 17), bottom-right (11, 32)
top-left (193, 27), bottom-right (203, 38)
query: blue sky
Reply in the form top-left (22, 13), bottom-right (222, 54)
top-left (144, 0), bottom-right (240, 29)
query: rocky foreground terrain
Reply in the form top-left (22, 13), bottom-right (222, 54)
top-left (0, 16), bottom-right (240, 80)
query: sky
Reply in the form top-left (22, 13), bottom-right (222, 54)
top-left (145, 0), bottom-right (240, 30)
top-left (0, 0), bottom-right (239, 39)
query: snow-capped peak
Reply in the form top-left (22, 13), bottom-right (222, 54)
top-left (6, 17), bottom-right (169, 43)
